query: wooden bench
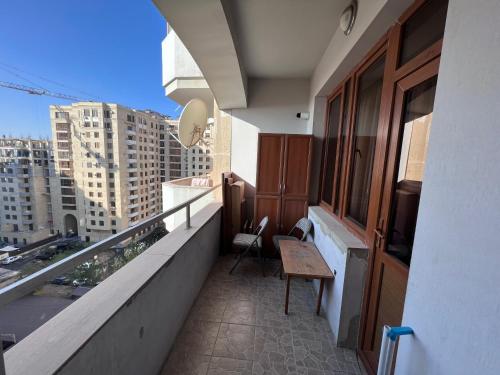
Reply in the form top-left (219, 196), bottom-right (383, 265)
top-left (279, 240), bottom-right (334, 315)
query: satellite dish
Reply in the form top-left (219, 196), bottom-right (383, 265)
top-left (178, 98), bottom-right (208, 148)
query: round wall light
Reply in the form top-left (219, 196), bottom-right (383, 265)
top-left (340, 1), bottom-right (357, 36)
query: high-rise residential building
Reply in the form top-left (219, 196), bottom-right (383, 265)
top-left (49, 103), bottom-right (171, 243)
top-left (162, 120), bottom-right (214, 180)
top-left (0, 137), bottom-right (54, 246)
top-left (162, 120), bottom-right (187, 180)
top-left (186, 122), bottom-right (214, 177)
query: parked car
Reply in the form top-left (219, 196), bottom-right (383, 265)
top-left (1, 255), bottom-right (22, 265)
top-left (72, 278), bottom-right (90, 287)
top-left (51, 276), bottom-right (71, 285)
top-left (35, 249), bottom-right (57, 260)
top-left (48, 242), bottom-right (69, 253)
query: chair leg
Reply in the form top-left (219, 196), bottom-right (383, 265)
top-left (229, 244), bottom-right (252, 274)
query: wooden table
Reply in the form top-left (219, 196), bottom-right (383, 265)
top-left (279, 240), bottom-right (334, 315)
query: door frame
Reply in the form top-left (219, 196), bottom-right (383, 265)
top-left (360, 57), bottom-right (440, 369)
top-left (358, 1), bottom-right (447, 372)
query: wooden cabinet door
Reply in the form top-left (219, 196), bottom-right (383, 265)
top-left (282, 135), bottom-right (312, 197)
top-left (256, 134), bottom-right (284, 196)
top-left (280, 197), bottom-right (308, 234)
top-left (254, 195), bottom-right (281, 251)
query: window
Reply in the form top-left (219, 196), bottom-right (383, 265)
top-left (320, 94), bottom-right (342, 208)
top-left (398, 0), bottom-right (448, 67)
top-left (345, 55), bottom-right (386, 228)
top-left (318, 42), bottom-right (391, 235)
top-left (55, 112), bottom-right (69, 119)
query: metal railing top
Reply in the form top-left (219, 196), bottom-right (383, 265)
top-left (0, 183), bottom-right (221, 309)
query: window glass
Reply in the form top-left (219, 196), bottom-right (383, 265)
top-left (333, 80), bottom-right (351, 214)
top-left (321, 96), bottom-right (342, 205)
top-left (346, 56), bottom-right (386, 228)
top-left (387, 76), bottom-right (437, 266)
top-left (399, 0), bottom-right (448, 67)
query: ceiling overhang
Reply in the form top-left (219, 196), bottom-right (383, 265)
top-left (153, 0), bottom-right (248, 110)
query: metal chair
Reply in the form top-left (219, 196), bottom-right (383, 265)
top-left (229, 216), bottom-right (269, 276)
top-left (272, 217), bottom-right (312, 278)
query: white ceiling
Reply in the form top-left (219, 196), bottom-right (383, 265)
top-left (228, 0), bottom-right (346, 78)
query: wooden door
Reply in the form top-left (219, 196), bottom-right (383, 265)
top-left (254, 194), bottom-right (281, 252)
top-left (280, 197), bottom-right (308, 234)
top-left (280, 135), bottom-right (312, 233)
top-left (255, 134), bottom-right (284, 250)
top-left (256, 134), bottom-right (284, 195)
top-left (361, 59), bottom-right (440, 370)
top-left (282, 135), bottom-right (312, 197)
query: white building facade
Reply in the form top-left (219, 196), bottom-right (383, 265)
top-left (0, 138), bottom-right (54, 245)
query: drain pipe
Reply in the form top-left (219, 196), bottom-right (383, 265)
top-left (377, 325), bottom-right (414, 375)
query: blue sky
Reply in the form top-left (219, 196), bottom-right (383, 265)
top-left (0, 0), bottom-right (180, 138)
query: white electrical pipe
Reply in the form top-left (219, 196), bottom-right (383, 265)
top-left (377, 325), bottom-right (414, 375)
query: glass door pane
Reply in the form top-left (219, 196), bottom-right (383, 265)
top-left (386, 76), bottom-right (437, 266)
top-left (346, 56), bottom-right (385, 228)
top-left (321, 95), bottom-right (341, 205)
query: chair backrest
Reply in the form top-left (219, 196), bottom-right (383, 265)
top-left (254, 216), bottom-right (269, 237)
top-left (289, 217), bottom-right (312, 241)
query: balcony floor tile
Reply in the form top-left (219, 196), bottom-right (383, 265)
top-left (161, 256), bottom-right (362, 375)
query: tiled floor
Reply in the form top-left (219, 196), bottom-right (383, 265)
top-left (161, 256), bottom-right (362, 375)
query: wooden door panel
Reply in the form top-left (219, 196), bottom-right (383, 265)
top-left (283, 135), bottom-right (312, 197)
top-left (254, 195), bottom-right (281, 252)
top-left (371, 263), bottom-right (407, 360)
top-left (256, 134), bottom-right (284, 195)
top-left (281, 197), bottom-right (308, 235)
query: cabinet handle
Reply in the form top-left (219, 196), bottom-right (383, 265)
top-left (282, 183), bottom-right (286, 193)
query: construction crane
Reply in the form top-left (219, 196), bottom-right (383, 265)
top-left (0, 80), bottom-right (92, 102)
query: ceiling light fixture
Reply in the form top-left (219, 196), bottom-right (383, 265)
top-left (340, 1), bottom-right (357, 36)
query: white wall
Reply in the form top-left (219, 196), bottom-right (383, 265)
top-left (162, 184), bottom-right (215, 231)
top-left (396, 1), bottom-right (500, 374)
top-left (162, 29), bottom-right (204, 87)
top-left (229, 78), bottom-right (311, 187)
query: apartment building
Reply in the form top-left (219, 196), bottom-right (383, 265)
top-left (50, 103), bottom-right (169, 243)
top-left (162, 120), bottom-right (188, 180)
top-left (162, 119), bottom-right (214, 180)
top-left (187, 122), bottom-right (213, 177)
top-left (0, 137), bottom-right (53, 246)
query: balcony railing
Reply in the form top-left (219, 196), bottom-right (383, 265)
top-left (0, 183), bottom-right (219, 306)
top-left (0, 183), bottom-right (221, 374)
